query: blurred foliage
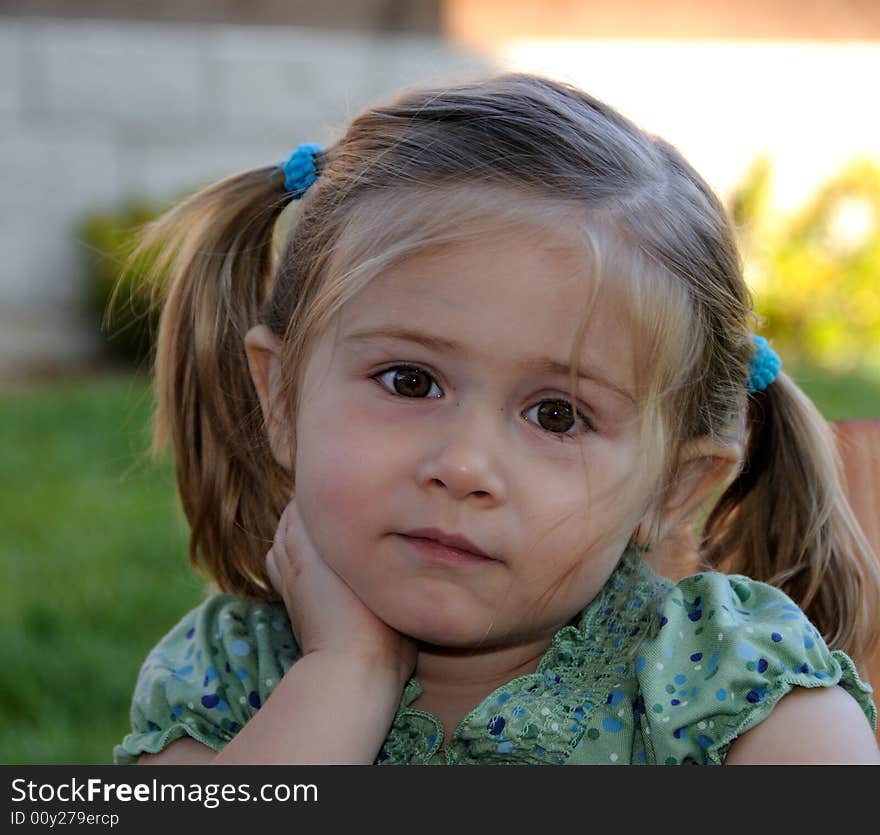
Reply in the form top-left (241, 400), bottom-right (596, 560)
top-left (77, 201), bottom-right (168, 366)
top-left (730, 158), bottom-right (880, 373)
top-left (77, 196), bottom-right (293, 366)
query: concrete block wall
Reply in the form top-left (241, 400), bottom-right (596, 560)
top-left (1, 16), bottom-right (491, 378)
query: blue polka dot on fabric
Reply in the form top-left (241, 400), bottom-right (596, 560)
top-left (715, 688), bottom-right (727, 701)
top-left (771, 632), bottom-right (783, 642)
top-left (231, 639), bottom-right (250, 657)
top-left (487, 716), bottom-right (506, 736)
top-left (746, 686), bottom-right (769, 704)
top-left (735, 641), bottom-right (758, 661)
top-left (602, 717), bottom-right (623, 733)
top-left (201, 693), bottom-right (220, 708)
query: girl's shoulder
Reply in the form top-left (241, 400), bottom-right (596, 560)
top-left (113, 594), bottom-right (299, 764)
top-left (634, 570), bottom-right (876, 764)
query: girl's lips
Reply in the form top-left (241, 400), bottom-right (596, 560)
top-left (399, 527), bottom-right (491, 559)
top-left (396, 534), bottom-right (495, 564)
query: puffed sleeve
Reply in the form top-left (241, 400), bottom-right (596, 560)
top-left (113, 594), bottom-right (300, 764)
top-left (635, 572), bottom-right (877, 765)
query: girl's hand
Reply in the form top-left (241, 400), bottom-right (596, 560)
top-left (265, 497), bottom-right (416, 685)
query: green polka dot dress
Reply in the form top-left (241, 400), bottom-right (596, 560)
top-left (114, 545), bottom-right (876, 765)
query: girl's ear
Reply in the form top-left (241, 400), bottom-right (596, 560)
top-left (244, 325), bottom-right (293, 469)
top-left (638, 437), bottom-right (742, 548)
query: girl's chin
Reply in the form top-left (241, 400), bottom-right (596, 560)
top-left (384, 612), bottom-right (502, 649)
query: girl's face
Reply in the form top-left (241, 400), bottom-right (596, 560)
top-left (290, 223), bottom-right (653, 649)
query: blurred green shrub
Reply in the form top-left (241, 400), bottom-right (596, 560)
top-left (730, 158), bottom-right (880, 372)
top-left (78, 201), bottom-right (167, 365)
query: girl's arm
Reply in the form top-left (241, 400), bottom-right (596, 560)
top-left (139, 652), bottom-right (405, 764)
top-left (724, 686), bottom-right (880, 764)
top-left (139, 499), bottom-right (416, 765)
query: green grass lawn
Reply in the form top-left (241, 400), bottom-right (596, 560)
top-left (0, 375), bottom-right (204, 764)
top-left (1, 366), bottom-right (878, 764)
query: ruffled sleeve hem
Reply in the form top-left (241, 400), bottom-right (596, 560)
top-left (113, 724), bottom-right (226, 765)
top-left (636, 571), bottom-right (877, 765)
top-left (703, 650), bottom-right (877, 765)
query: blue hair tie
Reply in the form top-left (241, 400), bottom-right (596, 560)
top-left (747, 334), bottom-right (781, 393)
top-left (278, 143), bottom-right (323, 199)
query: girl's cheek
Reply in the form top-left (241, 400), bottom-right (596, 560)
top-left (296, 421), bottom-right (394, 518)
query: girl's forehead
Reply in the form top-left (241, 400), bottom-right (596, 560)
top-left (334, 226), bottom-right (638, 394)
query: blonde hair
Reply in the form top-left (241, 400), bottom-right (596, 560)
top-left (131, 73), bottom-right (880, 668)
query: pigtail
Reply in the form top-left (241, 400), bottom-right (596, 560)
top-left (701, 372), bottom-right (880, 669)
top-left (130, 167), bottom-right (294, 597)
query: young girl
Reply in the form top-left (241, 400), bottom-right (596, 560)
top-left (114, 73), bottom-right (880, 766)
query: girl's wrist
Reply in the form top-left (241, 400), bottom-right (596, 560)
top-left (304, 644), bottom-right (414, 691)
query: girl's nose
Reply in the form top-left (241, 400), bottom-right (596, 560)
top-left (415, 406), bottom-right (507, 503)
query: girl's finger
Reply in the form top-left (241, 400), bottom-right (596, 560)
top-left (265, 547), bottom-right (281, 596)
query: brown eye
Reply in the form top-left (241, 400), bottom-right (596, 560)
top-left (523, 399), bottom-right (593, 437)
top-left (375, 366), bottom-right (442, 399)
top-left (536, 400), bottom-right (575, 433)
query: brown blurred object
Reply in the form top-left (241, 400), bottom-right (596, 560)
top-left (0, 0), bottom-right (442, 33)
top-left (658, 419), bottom-right (880, 743)
top-left (7, 0), bottom-right (880, 40)
top-left (834, 419), bottom-right (880, 744)
top-left (834, 421), bottom-right (880, 561)
top-left (443, 0), bottom-right (880, 46)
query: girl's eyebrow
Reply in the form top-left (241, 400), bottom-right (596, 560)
top-left (344, 325), bottom-right (458, 354)
top-left (343, 325), bottom-right (635, 404)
